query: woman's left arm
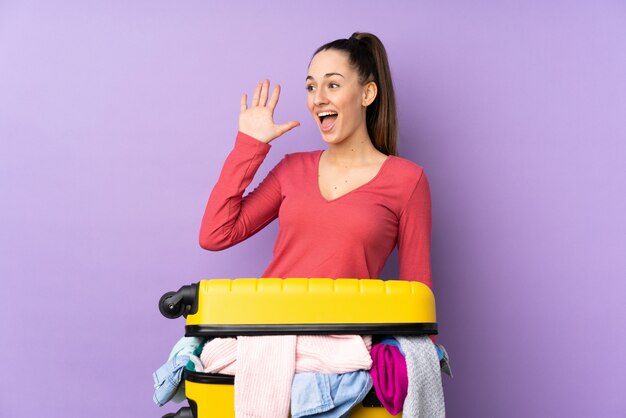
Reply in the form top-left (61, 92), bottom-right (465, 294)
top-left (397, 170), bottom-right (432, 288)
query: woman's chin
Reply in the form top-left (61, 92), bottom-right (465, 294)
top-left (319, 130), bottom-right (342, 145)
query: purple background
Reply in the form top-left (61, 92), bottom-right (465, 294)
top-left (1, 1), bottom-right (625, 417)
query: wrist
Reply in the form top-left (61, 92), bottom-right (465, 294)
top-left (236, 131), bottom-right (271, 152)
top-left (238, 129), bottom-right (272, 144)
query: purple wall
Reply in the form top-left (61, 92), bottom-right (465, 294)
top-left (1, 1), bottom-right (625, 417)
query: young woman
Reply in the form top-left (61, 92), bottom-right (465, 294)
top-left (196, 33), bottom-right (445, 418)
top-left (199, 32), bottom-right (432, 288)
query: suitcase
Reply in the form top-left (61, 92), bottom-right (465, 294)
top-left (159, 278), bottom-right (437, 418)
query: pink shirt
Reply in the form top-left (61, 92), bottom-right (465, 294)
top-left (200, 132), bottom-right (432, 288)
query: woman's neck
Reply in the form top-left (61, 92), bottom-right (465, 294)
top-left (325, 128), bottom-right (381, 166)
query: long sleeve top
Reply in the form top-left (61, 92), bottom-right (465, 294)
top-left (199, 132), bottom-right (432, 288)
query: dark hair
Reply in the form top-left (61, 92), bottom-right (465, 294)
top-left (313, 32), bottom-right (398, 156)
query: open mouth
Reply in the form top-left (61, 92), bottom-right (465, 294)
top-left (317, 111), bottom-right (338, 131)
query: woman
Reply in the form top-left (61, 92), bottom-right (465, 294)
top-left (197, 33), bottom-right (445, 418)
top-left (199, 32), bottom-right (432, 288)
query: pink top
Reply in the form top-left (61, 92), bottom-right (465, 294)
top-left (200, 132), bottom-right (432, 287)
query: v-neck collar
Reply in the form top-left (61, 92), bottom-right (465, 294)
top-left (315, 150), bottom-right (393, 203)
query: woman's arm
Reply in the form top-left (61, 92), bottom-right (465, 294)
top-left (199, 132), bottom-right (283, 250)
top-left (199, 80), bottom-right (299, 250)
top-left (397, 170), bottom-right (433, 288)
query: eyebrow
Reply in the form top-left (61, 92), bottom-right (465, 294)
top-left (306, 72), bottom-right (345, 81)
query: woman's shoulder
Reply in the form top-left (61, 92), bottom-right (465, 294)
top-left (387, 154), bottom-right (426, 179)
top-left (283, 149), bottom-right (323, 162)
top-left (270, 149), bottom-right (322, 176)
top-left (279, 149), bottom-right (322, 168)
top-left (383, 156), bottom-right (429, 208)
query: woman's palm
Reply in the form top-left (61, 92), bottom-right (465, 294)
top-left (239, 80), bottom-right (300, 143)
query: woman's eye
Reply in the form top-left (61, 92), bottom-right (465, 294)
top-left (329, 83), bottom-right (339, 89)
top-left (306, 85), bottom-right (316, 92)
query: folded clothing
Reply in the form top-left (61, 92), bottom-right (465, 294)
top-left (379, 336), bottom-right (452, 378)
top-left (153, 356), bottom-right (189, 406)
top-left (291, 371), bottom-right (372, 418)
top-left (201, 335), bottom-right (372, 418)
top-left (200, 337), bottom-right (238, 374)
top-left (236, 336), bottom-right (296, 418)
top-left (153, 336), bottom-right (205, 406)
top-left (200, 335), bottom-right (372, 375)
top-left (397, 336), bottom-right (445, 418)
top-left (370, 344), bottom-right (408, 416)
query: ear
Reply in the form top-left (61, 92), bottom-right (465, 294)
top-left (361, 81), bottom-right (378, 107)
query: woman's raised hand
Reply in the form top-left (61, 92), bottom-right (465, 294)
top-left (239, 80), bottom-right (300, 143)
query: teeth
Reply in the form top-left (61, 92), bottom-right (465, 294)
top-left (317, 111), bottom-right (338, 117)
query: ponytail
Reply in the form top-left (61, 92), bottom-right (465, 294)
top-left (313, 32), bottom-right (398, 156)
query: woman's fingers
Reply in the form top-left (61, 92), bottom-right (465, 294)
top-left (247, 80), bottom-right (281, 109)
top-left (275, 120), bottom-right (301, 136)
top-left (251, 82), bottom-right (262, 107)
top-left (267, 84), bottom-right (280, 112)
top-left (258, 79), bottom-right (269, 107)
top-left (240, 93), bottom-right (247, 112)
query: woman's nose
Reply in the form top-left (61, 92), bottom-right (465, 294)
top-left (314, 88), bottom-right (328, 105)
